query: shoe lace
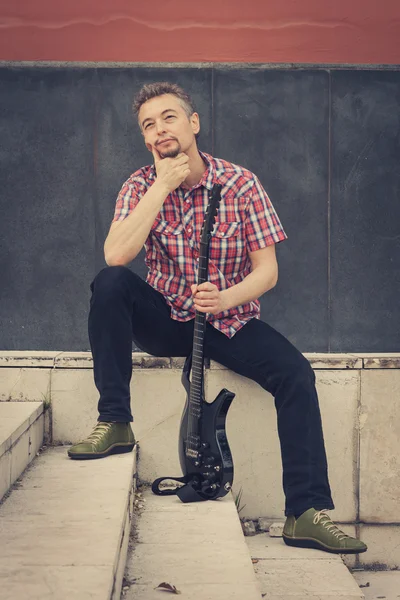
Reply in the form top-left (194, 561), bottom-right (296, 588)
top-left (313, 510), bottom-right (350, 541)
top-left (85, 422), bottom-right (113, 445)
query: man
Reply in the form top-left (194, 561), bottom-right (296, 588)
top-left (68, 82), bottom-right (367, 555)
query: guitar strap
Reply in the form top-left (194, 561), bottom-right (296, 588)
top-left (151, 475), bottom-right (208, 503)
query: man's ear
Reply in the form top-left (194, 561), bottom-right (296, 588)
top-left (191, 112), bottom-right (200, 135)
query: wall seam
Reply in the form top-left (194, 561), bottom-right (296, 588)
top-left (327, 71), bottom-right (332, 352)
top-left (211, 67), bottom-right (215, 155)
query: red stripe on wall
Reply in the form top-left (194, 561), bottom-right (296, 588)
top-left (1, 0), bottom-right (399, 64)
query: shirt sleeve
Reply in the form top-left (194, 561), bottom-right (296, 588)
top-left (245, 175), bottom-right (288, 252)
top-left (112, 177), bottom-right (147, 223)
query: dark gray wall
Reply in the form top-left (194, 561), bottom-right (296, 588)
top-left (1, 66), bottom-right (399, 352)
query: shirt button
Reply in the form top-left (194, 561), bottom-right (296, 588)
top-left (187, 227), bottom-right (192, 233)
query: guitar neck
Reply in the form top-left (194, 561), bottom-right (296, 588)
top-left (189, 240), bottom-right (209, 406)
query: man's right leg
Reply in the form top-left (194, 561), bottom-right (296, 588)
top-left (68, 266), bottom-right (192, 459)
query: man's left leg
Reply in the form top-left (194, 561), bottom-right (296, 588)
top-left (204, 318), bottom-right (367, 554)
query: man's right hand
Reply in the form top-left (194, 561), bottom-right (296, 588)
top-left (151, 146), bottom-right (190, 194)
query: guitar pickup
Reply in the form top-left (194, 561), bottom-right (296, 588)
top-left (189, 407), bottom-right (202, 418)
top-left (186, 448), bottom-right (198, 459)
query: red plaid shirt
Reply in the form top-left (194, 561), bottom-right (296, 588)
top-left (112, 152), bottom-right (287, 338)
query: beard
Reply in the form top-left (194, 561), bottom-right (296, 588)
top-left (157, 139), bottom-right (182, 159)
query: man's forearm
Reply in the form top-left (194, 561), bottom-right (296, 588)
top-left (220, 264), bottom-right (278, 312)
top-left (104, 180), bottom-right (169, 266)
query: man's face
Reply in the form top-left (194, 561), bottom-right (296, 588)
top-left (139, 94), bottom-right (200, 159)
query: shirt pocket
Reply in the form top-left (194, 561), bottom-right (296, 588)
top-left (150, 219), bottom-right (185, 261)
top-left (152, 219), bottom-right (184, 236)
top-left (210, 221), bottom-right (243, 270)
top-left (212, 221), bottom-right (241, 239)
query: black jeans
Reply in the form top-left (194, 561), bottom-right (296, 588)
top-left (88, 266), bottom-right (334, 516)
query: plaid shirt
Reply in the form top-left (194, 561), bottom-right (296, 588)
top-left (112, 151), bottom-right (287, 338)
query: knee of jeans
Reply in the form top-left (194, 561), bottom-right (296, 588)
top-left (283, 355), bottom-right (316, 386)
top-left (90, 265), bottom-right (135, 295)
top-left (298, 357), bottom-right (316, 384)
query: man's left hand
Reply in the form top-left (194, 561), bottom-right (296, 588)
top-left (191, 282), bottom-right (227, 315)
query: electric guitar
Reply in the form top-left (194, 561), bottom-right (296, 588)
top-left (152, 183), bottom-right (235, 502)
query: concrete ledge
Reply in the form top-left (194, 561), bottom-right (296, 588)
top-left (0, 446), bottom-right (137, 600)
top-left (1, 351), bottom-right (399, 370)
top-left (123, 489), bottom-right (261, 599)
top-left (354, 354), bottom-right (400, 369)
top-left (0, 351), bottom-right (63, 368)
top-left (0, 401), bottom-right (44, 501)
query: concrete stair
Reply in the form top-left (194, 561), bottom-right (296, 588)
top-left (120, 489), bottom-right (366, 600)
top-left (246, 533), bottom-right (364, 600)
top-left (0, 405), bottom-right (367, 600)
top-left (0, 437), bottom-right (136, 599)
top-left (123, 489), bottom-right (262, 599)
top-left (0, 401), bottom-right (44, 501)
top-left (3, 353), bottom-right (398, 598)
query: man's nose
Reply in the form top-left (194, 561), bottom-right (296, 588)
top-left (155, 120), bottom-right (166, 134)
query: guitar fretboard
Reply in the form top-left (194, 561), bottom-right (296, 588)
top-left (186, 183), bottom-right (221, 443)
top-left (190, 245), bottom-right (208, 405)
top-left (187, 243), bottom-right (210, 440)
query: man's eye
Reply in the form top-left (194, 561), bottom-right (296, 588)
top-left (145, 123), bottom-right (153, 130)
top-left (165, 115), bottom-right (175, 120)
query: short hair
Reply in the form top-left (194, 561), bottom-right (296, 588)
top-left (133, 82), bottom-right (197, 120)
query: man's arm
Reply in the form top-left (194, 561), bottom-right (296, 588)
top-left (104, 180), bottom-right (169, 266)
top-left (104, 150), bottom-right (190, 266)
top-left (192, 244), bottom-right (278, 314)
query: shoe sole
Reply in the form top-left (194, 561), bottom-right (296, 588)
top-left (282, 533), bottom-right (367, 554)
top-left (68, 442), bottom-right (135, 460)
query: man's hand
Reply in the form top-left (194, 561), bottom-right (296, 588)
top-left (151, 145), bottom-right (190, 194)
top-left (191, 282), bottom-right (227, 315)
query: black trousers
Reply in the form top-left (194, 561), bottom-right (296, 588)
top-left (88, 266), bottom-right (334, 516)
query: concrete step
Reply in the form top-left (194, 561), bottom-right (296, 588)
top-left (0, 401), bottom-right (44, 501)
top-left (0, 445), bottom-right (137, 600)
top-left (352, 570), bottom-right (400, 599)
top-left (122, 488), bottom-right (262, 599)
top-left (246, 533), bottom-right (365, 599)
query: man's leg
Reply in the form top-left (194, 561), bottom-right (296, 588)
top-left (68, 266), bottom-right (192, 459)
top-left (204, 318), bottom-right (367, 554)
top-left (88, 266), bottom-right (192, 422)
top-left (204, 318), bottom-right (333, 516)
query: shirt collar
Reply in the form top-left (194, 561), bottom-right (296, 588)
top-left (197, 151), bottom-right (217, 191)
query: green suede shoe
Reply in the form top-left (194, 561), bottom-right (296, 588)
top-left (283, 508), bottom-right (367, 554)
top-left (67, 422), bottom-right (135, 460)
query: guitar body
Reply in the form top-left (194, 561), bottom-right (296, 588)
top-left (178, 355), bottom-right (235, 500)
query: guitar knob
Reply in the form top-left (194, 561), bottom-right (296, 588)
top-left (201, 442), bottom-right (210, 449)
top-left (214, 465), bottom-right (221, 472)
top-left (194, 461), bottom-right (202, 467)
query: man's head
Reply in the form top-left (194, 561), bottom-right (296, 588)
top-left (133, 82), bottom-right (200, 159)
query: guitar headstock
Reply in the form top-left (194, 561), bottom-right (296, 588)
top-left (200, 184), bottom-right (222, 245)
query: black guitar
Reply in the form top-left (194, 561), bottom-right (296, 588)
top-left (152, 183), bottom-right (235, 502)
